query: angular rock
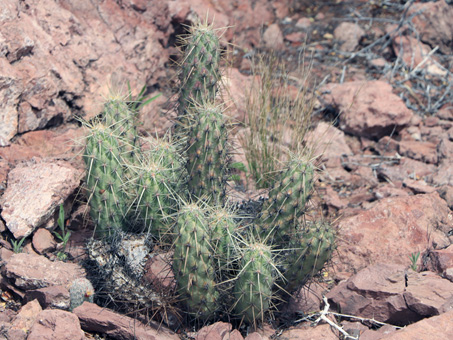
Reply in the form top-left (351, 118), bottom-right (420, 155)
top-left (305, 121), bottom-right (353, 162)
top-left (398, 140), bottom-right (438, 164)
top-left (32, 228), bottom-right (57, 254)
top-left (278, 324), bottom-right (338, 340)
top-left (193, 322), bottom-right (235, 340)
top-left (143, 252), bottom-right (175, 292)
top-left (24, 285), bottom-right (70, 310)
top-left (334, 193), bottom-right (452, 273)
top-left (263, 23), bottom-right (284, 49)
top-left (323, 81), bottom-right (413, 139)
top-left (327, 264), bottom-right (453, 325)
top-left (437, 185), bottom-right (453, 209)
top-left (0, 0), bottom-right (168, 145)
top-left (379, 310), bottom-right (453, 340)
top-left (27, 309), bottom-right (85, 340)
top-left (431, 160), bottom-right (453, 186)
top-left (73, 302), bottom-right (179, 340)
top-left (376, 157), bottom-right (435, 184)
top-left (334, 22), bottom-right (365, 52)
top-left (5, 253), bottom-right (85, 291)
top-left (421, 244), bottom-right (453, 275)
top-left (0, 160), bottom-right (83, 239)
top-left (7, 299), bottom-right (42, 340)
top-left (409, 0), bottom-right (453, 55)
top-left (402, 178), bottom-right (436, 194)
top-left (0, 127), bottom-right (85, 165)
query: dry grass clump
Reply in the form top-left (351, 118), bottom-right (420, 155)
top-left (239, 52), bottom-right (317, 189)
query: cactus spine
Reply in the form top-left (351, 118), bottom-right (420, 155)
top-left (173, 202), bottom-right (219, 319)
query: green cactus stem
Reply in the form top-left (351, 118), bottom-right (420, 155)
top-left (83, 123), bottom-right (129, 237)
top-left (172, 202), bottom-right (219, 320)
top-left (177, 21), bottom-right (221, 126)
top-left (283, 221), bottom-right (335, 293)
top-left (185, 102), bottom-right (229, 205)
top-left (233, 241), bottom-right (276, 326)
top-left (256, 154), bottom-right (315, 243)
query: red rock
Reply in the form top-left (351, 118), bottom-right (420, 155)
top-left (323, 81), bottom-right (413, 139)
top-left (374, 184), bottom-right (409, 200)
top-left (278, 324), bottom-right (338, 340)
top-left (392, 35), bottom-right (445, 75)
top-left (402, 178), bottom-right (436, 194)
top-left (437, 103), bottom-right (453, 121)
top-left (437, 185), bottom-right (453, 209)
top-left (0, 160), bottom-right (83, 239)
top-left (360, 324), bottom-right (398, 340)
top-left (327, 264), bottom-right (453, 325)
top-left (7, 299), bottom-right (42, 340)
top-left (0, 0), bottom-right (168, 145)
top-left (143, 252), bottom-right (175, 291)
top-left (295, 17), bottom-right (312, 29)
top-left (333, 193), bottom-right (452, 273)
top-left (422, 245), bottom-right (453, 274)
top-left (409, 0), bottom-right (453, 55)
top-left (431, 160), bottom-right (453, 186)
top-left (334, 22), bottom-right (365, 52)
top-left (73, 302), bottom-right (179, 340)
top-left (379, 310), bottom-right (453, 340)
top-left (305, 122), bottom-right (353, 163)
top-left (223, 68), bottom-right (254, 123)
top-left (398, 140), bottom-right (438, 164)
top-left (193, 322), bottom-right (232, 340)
top-left (27, 309), bottom-right (85, 340)
top-left (5, 252), bottom-right (85, 291)
top-left (376, 157), bottom-right (435, 184)
top-left (24, 285), bottom-right (70, 310)
top-left (263, 23), bottom-right (284, 49)
top-left (32, 228), bottom-right (57, 254)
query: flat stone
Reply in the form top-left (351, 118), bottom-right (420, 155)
top-left (327, 263), bottom-right (453, 325)
top-left (7, 299), bottom-right (42, 340)
top-left (5, 252), bottom-right (85, 291)
top-left (379, 310), bottom-right (453, 339)
top-left (334, 193), bottom-right (452, 273)
top-left (73, 302), bottom-right (179, 340)
top-left (27, 309), bottom-right (85, 340)
top-left (24, 285), bottom-right (70, 310)
top-left (32, 228), bottom-right (57, 254)
top-left (0, 160), bottom-right (83, 239)
top-left (323, 81), bottom-right (413, 139)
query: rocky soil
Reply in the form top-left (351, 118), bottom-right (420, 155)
top-left (1, 0), bottom-right (453, 339)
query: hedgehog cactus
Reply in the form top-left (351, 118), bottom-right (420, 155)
top-left (130, 139), bottom-right (186, 239)
top-left (173, 202), bottom-right (219, 320)
top-left (256, 154), bottom-right (314, 243)
top-left (177, 21), bottom-right (221, 123)
top-left (283, 221), bottom-right (335, 293)
top-left (69, 278), bottom-right (94, 311)
top-left (83, 123), bottom-right (128, 236)
top-left (185, 102), bottom-right (229, 205)
top-left (233, 241), bottom-right (275, 326)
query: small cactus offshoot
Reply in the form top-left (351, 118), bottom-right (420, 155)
top-left (69, 278), bottom-right (94, 311)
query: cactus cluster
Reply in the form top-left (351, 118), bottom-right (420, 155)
top-left (81, 19), bottom-right (335, 329)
